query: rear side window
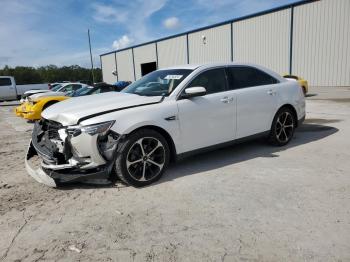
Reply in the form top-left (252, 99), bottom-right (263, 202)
top-left (72, 84), bottom-right (82, 90)
top-left (227, 66), bottom-right (278, 89)
top-left (0, 78), bottom-right (12, 86)
top-left (187, 68), bottom-right (227, 95)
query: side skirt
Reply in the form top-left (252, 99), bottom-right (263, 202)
top-left (176, 131), bottom-right (270, 161)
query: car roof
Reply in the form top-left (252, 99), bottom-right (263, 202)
top-left (161, 62), bottom-right (269, 70)
top-left (160, 62), bottom-right (285, 82)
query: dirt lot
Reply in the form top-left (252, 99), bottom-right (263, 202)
top-left (1, 87), bottom-right (350, 262)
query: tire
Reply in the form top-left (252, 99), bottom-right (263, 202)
top-left (114, 129), bottom-right (170, 187)
top-left (268, 107), bottom-right (296, 146)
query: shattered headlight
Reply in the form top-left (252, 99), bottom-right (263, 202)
top-left (67, 121), bottom-right (115, 137)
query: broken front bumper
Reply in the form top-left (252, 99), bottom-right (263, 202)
top-left (25, 141), bottom-right (113, 187)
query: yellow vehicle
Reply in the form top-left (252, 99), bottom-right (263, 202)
top-left (15, 101), bottom-right (30, 117)
top-left (283, 74), bottom-right (308, 96)
top-left (15, 83), bottom-right (122, 121)
top-left (16, 96), bottom-right (69, 120)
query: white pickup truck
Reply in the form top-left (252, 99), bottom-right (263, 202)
top-left (0, 76), bottom-right (48, 101)
top-left (0, 76), bottom-right (19, 101)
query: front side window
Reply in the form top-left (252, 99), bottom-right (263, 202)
top-left (51, 84), bottom-right (62, 91)
top-left (227, 66), bottom-right (278, 89)
top-left (122, 69), bottom-right (192, 96)
top-left (70, 86), bottom-right (93, 97)
top-left (0, 78), bottom-right (12, 86)
top-left (187, 68), bottom-right (227, 95)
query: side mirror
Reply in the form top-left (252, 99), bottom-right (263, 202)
top-left (181, 86), bottom-right (206, 99)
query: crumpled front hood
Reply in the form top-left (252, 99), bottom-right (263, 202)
top-left (42, 92), bottom-right (162, 126)
top-left (30, 91), bottom-right (66, 100)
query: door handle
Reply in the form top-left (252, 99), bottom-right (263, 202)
top-left (267, 90), bottom-right (275, 95)
top-left (220, 97), bottom-right (234, 103)
top-left (220, 97), bottom-right (230, 103)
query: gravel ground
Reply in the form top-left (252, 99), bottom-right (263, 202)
top-left (0, 88), bottom-right (349, 262)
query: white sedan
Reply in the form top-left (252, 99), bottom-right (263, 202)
top-left (26, 63), bottom-right (305, 187)
top-left (21, 83), bottom-right (86, 102)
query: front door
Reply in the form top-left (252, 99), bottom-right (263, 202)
top-left (177, 68), bottom-right (236, 153)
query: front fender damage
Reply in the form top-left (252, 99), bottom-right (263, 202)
top-left (25, 119), bottom-right (126, 186)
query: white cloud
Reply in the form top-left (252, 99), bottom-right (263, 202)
top-left (92, 0), bottom-right (166, 46)
top-left (112, 35), bottom-right (134, 50)
top-left (0, 0), bottom-right (107, 68)
top-left (163, 17), bottom-right (180, 29)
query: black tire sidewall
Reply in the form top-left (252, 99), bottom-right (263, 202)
top-left (269, 108), bottom-right (295, 146)
top-left (115, 129), bottom-right (170, 187)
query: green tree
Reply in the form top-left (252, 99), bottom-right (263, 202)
top-left (0, 65), bottom-right (102, 85)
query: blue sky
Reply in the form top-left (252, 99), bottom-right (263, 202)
top-left (0, 0), bottom-right (299, 68)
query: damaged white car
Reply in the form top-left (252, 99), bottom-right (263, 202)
top-left (26, 63), bottom-right (305, 187)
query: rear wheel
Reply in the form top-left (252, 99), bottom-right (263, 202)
top-left (115, 129), bottom-right (170, 187)
top-left (268, 107), bottom-right (295, 146)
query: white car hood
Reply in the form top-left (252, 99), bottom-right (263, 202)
top-left (24, 89), bottom-right (49, 95)
top-left (42, 92), bottom-right (162, 126)
top-left (30, 91), bottom-right (66, 100)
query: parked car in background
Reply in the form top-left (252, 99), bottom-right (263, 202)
top-left (24, 83), bottom-right (86, 101)
top-left (48, 82), bottom-right (63, 90)
top-left (26, 63), bottom-right (305, 188)
top-left (16, 82), bottom-right (121, 120)
top-left (113, 81), bottom-right (132, 91)
top-left (0, 76), bottom-right (26, 101)
top-left (283, 74), bottom-right (308, 96)
top-left (20, 82), bottom-right (86, 102)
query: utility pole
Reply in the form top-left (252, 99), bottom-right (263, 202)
top-left (88, 29), bottom-right (95, 84)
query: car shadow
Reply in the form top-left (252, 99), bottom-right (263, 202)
top-left (159, 121), bottom-right (339, 184)
top-left (57, 120), bottom-right (339, 190)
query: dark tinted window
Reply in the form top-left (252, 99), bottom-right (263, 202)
top-left (187, 68), bottom-right (227, 95)
top-left (72, 84), bottom-right (82, 90)
top-left (0, 78), bottom-right (12, 86)
top-left (227, 66), bottom-right (278, 89)
top-left (99, 86), bottom-right (115, 93)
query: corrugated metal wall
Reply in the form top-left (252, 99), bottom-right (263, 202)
top-left (101, 53), bottom-right (117, 84)
top-left (116, 49), bottom-right (134, 82)
top-left (233, 9), bottom-right (291, 74)
top-left (157, 36), bottom-right (187, 68)
top-left (133, 44), bottom-right (157, 79)
top-left (188, 24), bottom-right (231, 64)
top-left (292, 0), bottom-right (350, 86)
top-left (101, 0), bottom-right (350, 87)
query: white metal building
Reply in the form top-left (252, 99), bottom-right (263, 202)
top-left (100, 0), bottom-right (350, 87)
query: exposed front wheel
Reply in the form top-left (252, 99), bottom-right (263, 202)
top-left (115, 129), bottom-right (170, 187)
top-left (268, 108), bottom-right (295, 146)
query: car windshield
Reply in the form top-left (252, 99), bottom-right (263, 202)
top-left (70, 86), bottom-right (93, 97)
top-left (121, 69), bottom-right (192, 96)
top-left (51, 84), bottom-right (62, 91)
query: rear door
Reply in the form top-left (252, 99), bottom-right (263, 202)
top-left (0, 77), bottom-right (16, 100)
top-left (226, 66), bottom-right (279, 139)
